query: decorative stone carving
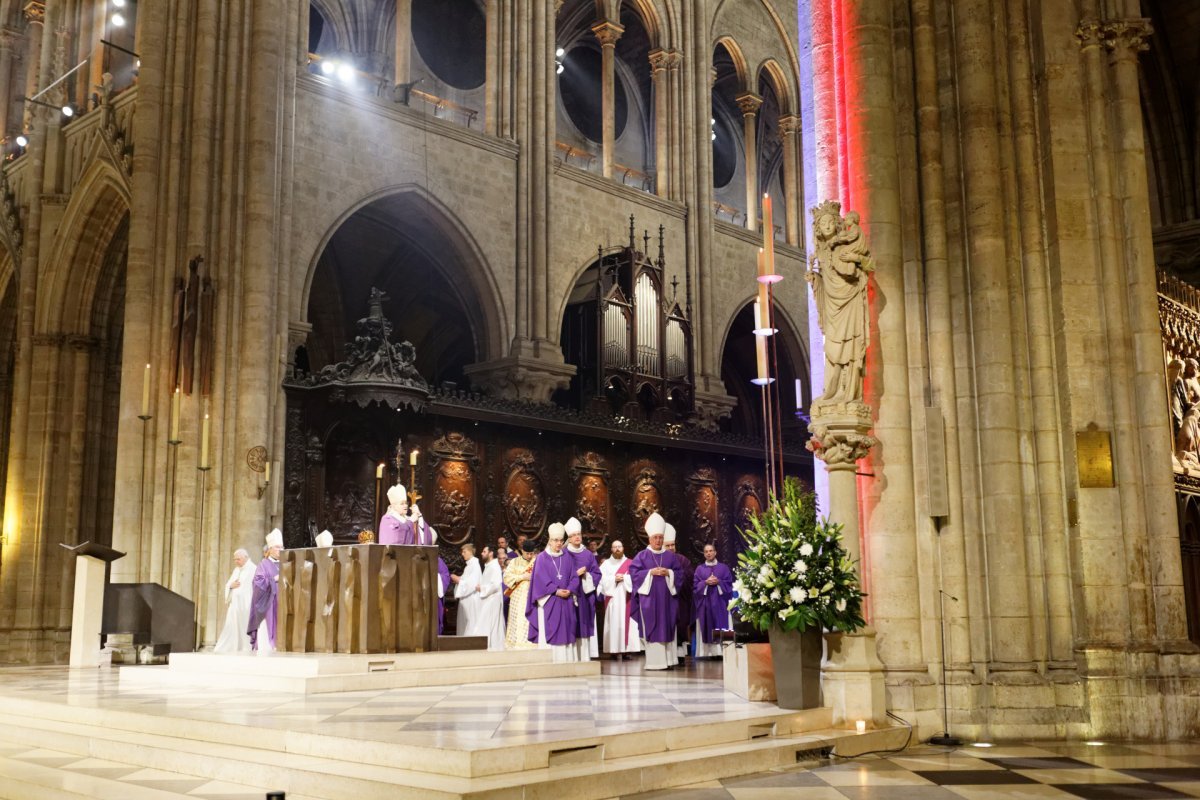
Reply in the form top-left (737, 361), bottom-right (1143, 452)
top-left (0, 161), bottom-right (22, 259)
top-left (463, 351), bottom-right (575, 403)
top-left (590, 20), bottom-right (625, 48)
top-left (22, 1), bottom-right (44, 24)
top-left (648, 49), bottom-right (682, 72)
top-left (97, 73), bottom-right (133, 175)
top-left (807, 200), bottom-right (874, 407)
top-left (1075, 18), bottom-right (1153, 56)
top-left (735, 92), bottom-right (763, 118)
top-left (806, 401), bottom-right (877, 468)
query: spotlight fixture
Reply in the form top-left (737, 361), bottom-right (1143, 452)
top-left (336, 62), bottom-right (355, 83)
top-left (18, 95), bottom-right (76, 120)
top-left (555, 46), bottom-right (565, 75)
top-left (61, 105), bottom-right (74, 118)
top-left (319, 58), bottom-right (336, 76)
top-left (111, 12), bottom-right (126, 27)
top-left (711, 117), bottom-right (717, 141)
top-left (15, 134), bottom-right (27, 148)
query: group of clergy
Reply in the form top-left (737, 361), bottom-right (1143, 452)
top-left (213, 489), bottom-right (736, 666)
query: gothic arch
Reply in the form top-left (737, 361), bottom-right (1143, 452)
top-left (713, 36), bottom-right (749, 92)
top-left (757, 58), bottom-right (794, 117)
top-left (711, 0), bottom-right (802, 104)
top-left (36, 161), bottom-right (131, 335)
top-left (299, 185), bottom-right (509, 375)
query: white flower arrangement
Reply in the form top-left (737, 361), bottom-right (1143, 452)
top-left (730, 477), bottom-right (865, 634)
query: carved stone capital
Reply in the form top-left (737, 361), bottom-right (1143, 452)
top-left (463, 348), bottom-right (577, 403)
top-left (736, 92), bottom-right (763, 117)
top-left (22, 1), bottom-right (44, 25)
top-left (693, 388), bottom-right (737, 432)
top-left (1102, 18), bottom-right (1152, 58)
top-left (591, 21), bottom-right (625, 48)
top-left (1074, 19), bottom-right (1104, 49)
top-left (648, 48), bottom-right (681, 73)
top-left (778, 113), bottom-right (801, 138)
top-left (555, 0), bottom-right (565, 14)
top-left (807, 401), bottom-right (876, 468)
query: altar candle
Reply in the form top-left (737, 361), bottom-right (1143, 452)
top-left (264, 461), bottom-right (270, 484)
top-left (140, 363), bottom-right (150, 417)
top-left (409, 449), bottom-right (419, 466)
top-left (200, 414), bottom-right (210, 468)
top-left (170, 388), bottom-right (181, 441)
top-left (376, 462), bottom-right (384, 479)
top-left (762, 193), bottom-right (775, 262)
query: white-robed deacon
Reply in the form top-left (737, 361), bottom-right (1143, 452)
top-left (470, 545), bottom-right (507, 650)
top-left (213, 548), bottom-right (256, 653)
top-left (452, 543), bottom-right (483, 635)
top-left (599, 539), bottom-right (641, 658)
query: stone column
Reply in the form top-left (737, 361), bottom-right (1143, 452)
top-left (393, 0), bottom-right (412, 84)
top-left (484, 0), bottom-right (499, 134)
top-left (778, 114), bottom-right (801, 246)
top-left (21, 2), bottom-right (44, 133)
top-left (0, 28), bottom-right (20, 137)
top-left (736, 92), bottom-right (762, 232)
top-left (592, 20), bottom-right (624, 179)
top-left (648, 48), bottom-right (673, 198)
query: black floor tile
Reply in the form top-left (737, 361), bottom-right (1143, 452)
top-left (1053, 784), bottom-right (1191, 799)
top-left (986, 756), bottom-right (1097, 770)
top-left (915, 770), bottom-right (1040, 785)
top-left (1119, 768), bottom-right (1200, 783)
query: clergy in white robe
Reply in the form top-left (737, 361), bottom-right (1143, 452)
top-left (599, 540), bottom-right (641, 657)
top-left (214, 549), bottom-right (256, 653)
top-left (470, 546), bottom-right (506, 650)
top-left (452, 543), bottom-right (483, 636)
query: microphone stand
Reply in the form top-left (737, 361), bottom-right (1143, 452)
top-left (928, 585), bottom-right (962, 747)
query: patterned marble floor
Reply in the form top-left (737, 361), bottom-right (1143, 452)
top-left (0, 657), bottom-right (774, 750)
top-left (624, 741), bottom-right (1200, 800)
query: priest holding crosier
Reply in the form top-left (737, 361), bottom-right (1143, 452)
top-left (629, 513), bottom-right (683, 670)
top-left (526, 523), bottom-right (580, 662)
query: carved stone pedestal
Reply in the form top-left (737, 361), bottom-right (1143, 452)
top-left (823, 628), bottom-right (888, 727)
top-left (464, 341), bottom-right (576, 402)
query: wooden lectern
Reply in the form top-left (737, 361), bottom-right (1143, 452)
top-left (60, 541), bottom-right (125, 668)
top-left (276, 544), bottom-right (438, 654)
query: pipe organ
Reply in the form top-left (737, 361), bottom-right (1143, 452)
top-left (562, 217), bottom-right (694, 421)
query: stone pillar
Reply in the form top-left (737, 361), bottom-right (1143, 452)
top-left (778, 114), bottom-right (801, 246)
top-left (484, 0), bottom-right (499, 134)
top-left (649, 48), bottom-right (673, 198)
top-left (0, 28), bottom-right (19, 137)
top-left (393, 0), bottom-right (412, 84)
top-left (21, 2), bottom-right (44, 133)
top-left (809, 401), bottom-right (886, 727)
top-left (737, 92), bottom-right (762, 232)
top-left (592, 20), bottom-right (624, 180)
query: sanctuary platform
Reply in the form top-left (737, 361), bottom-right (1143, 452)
top-left (0, 659), bottom-right (906, 800)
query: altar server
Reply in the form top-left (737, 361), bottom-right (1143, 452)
top-left (526, 523), bottom-right (580, 662)
top-left (248, 529), bottom-right (283, 653)
top-left (472, 546), bottom-right (507, 650)
top-left (565, 516), bottom-right (600, 660)
top-left (664, 523), bottom-right (693, 660)
top-left (452, 543), bottom-right (483, 635)
top-left (599, 540), bottom-right (641, 658)
top-left (629, 513), bottom-right (683, 670)
top-left (693, 544), bottom-right (734, 658)
top-left (503, 541), bottom-right (537, 649)
top-left (214, 549), bottom-right (256, 653)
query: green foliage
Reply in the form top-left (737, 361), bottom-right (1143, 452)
top-left (731, 477), bottom-right (866, 634)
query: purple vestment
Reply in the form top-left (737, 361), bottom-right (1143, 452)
top-left (378, 512), bottom-right (434, 545)
top-left (525, 550), bottom-right (580, 646)
top-left (437, 557), bottom-right (451, 634)
top-left (693, 561), bottom-right (734, 643)
top-left (674, 552), bottom-right (694, 636)
top-left (247, 557), bottom-right (279, 650)
top-left (568, 546), bottom-right (601, 638)
top-left (628, 548), bottom-right (682, 644)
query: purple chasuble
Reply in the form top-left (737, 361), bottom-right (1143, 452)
top-left (247, 556), bottom-right (279, 650)
top-left (437, 557), bottom-right (451, 635)
top-left (628, 548), bottom-right (682, 644)
top-left (693, 562), bottom-right (734, 643)
top-left (674, 553), bottom-right (694, 632)
top-left (525, 550), bottom-right (580, 646)
top-left (378, 511), bottom-right (408, 545)
top-left (568, 546), bottom-right (601, 638)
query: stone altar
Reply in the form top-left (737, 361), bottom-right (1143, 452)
top-left (276, 544), bottom-right (438, 654)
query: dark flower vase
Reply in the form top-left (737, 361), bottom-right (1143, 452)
top-left (768, 626), bottom-right (823, 709)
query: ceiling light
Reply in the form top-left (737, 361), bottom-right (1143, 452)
top-left (557, 63), bottom-right (564, 74)
top-left (319, 58), bottom-right (336, 75)
top-left (556, 47), bottom-right (565, 57)
top-left (15, 134), bottom-right (27, 147)
top-left (336, 62), bottom-right (355, 82)
top-left (61, 105), bottom-right (74, 118)
top-left (111, 12), bottom-right (125, 27)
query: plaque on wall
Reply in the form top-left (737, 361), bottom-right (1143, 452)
top-left (1076, 428), bottom-right (1115, 488)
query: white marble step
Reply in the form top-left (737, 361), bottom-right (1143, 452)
top-left (121, 653), bottom-right (601, 694)
top-left (0, 700), bottom-right (909, 800)
top-left (169, 648), bottom-right (559, 676)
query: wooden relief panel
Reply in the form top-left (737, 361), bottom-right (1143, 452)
top-left (688, 467), bottom-right (719, 552)
top-left (503, 448), bottom-right (547, 539)
top-left (628, 461), bottom-right (663, 544)
top-left (431, 432), bottom-right (480, 545)
top-left (734, 477), bottom-right (765, 535)
top-left (571, 451), bottom-right (610, 548)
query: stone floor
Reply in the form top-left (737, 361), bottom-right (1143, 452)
top-left (623, 741), bottom-right (1200, 800)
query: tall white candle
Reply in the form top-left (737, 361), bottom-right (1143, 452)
top-left (200, 414), bottom-right (210, 468)
top-left (264, 461), bottom-right (271, 484)
top-left (170, 388), bottom-right (181, 441)
top-left (140, 363), bottom-right (150, 418)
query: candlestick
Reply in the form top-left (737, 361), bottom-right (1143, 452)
top-left (169, 387), bottom-right (181, 443)
top-left (376, 462), bottom-right (384, 479)
top-left (264, 461), bottom-right (270, 484)
top-left (200, 414), bottom-right (210, 469)
top-left (140, 363), bottom-right (151, 419)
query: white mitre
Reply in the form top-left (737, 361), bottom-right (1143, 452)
top-left (387, 484), bottom-right (407, 507)
top-left (663, 523), bottom-right (677, 544)
top-left (547, 522), bottom-right (566, 541)
top-left (565, 516), bottom-right (582, 535)
top-left (644, 512), bottom-right (666, 536)
top-left (315, 530), bottom-right (333, 548)
top-left (265, 528), bottom-right (283, 549)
